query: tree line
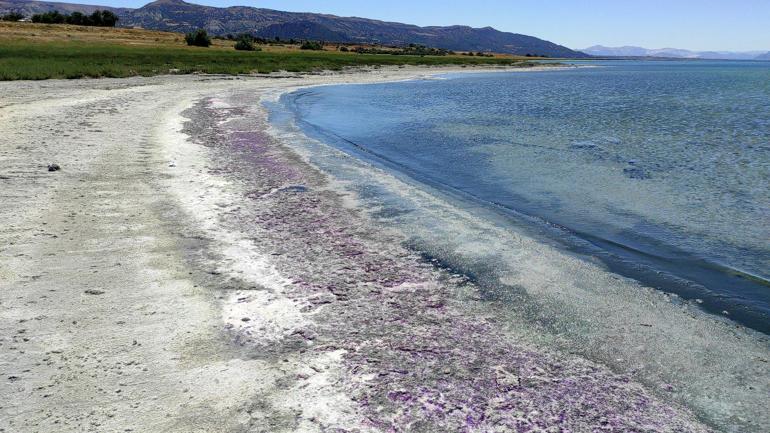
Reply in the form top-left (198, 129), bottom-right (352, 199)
top-left (186, 30), bottom-right (324, 51)
top-left (349, 43), bottom-right (454, 56)
top-left (30, 10), bottom-right (118, 27)
top-left (1, 12), bottom-right (24, 21)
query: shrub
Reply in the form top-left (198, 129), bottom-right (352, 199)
top-left (339, 46), bottom-right (349, 52)
top-left (234, 36), bottom-right (256, 51)
top-left (1, 12), bottom-right (24, 21)
top-left (185, 29), bottom-right (211, 47)
top-left (300, 40), bottom-right (324, 50)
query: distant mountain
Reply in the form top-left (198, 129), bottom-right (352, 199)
top-left (756, 52), bottom-right (770, 61)
top-left (0, 0), bottom-right (587, 57)
top-left (0, 0), bottom-right (128, 15)
top-left (584, 45), bottom-right (767, 60)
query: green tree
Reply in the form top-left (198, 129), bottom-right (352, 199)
top-left (92, 10), bottom-right (118, 27)
top-left (32, 11), bottom-right (66, 24)
top-left (1, 12), bottom-right (24, 21)
top-left (185, 29), bottom-right (212, 47)
top-left (66, 11), bottom-right (87, 25)
top-left (300, 40), bottom-right (324, 50)
top-left (234, 36), bottom-right (256, 51)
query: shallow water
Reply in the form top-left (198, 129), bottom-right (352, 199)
top-left (263, 62), bottom-right (770, 432)
top-left (282, 61), bottom-right (770, 334)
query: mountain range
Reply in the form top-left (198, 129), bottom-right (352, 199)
top-left (0, 0), bottom-right (130, 14)
top-left (584, 45), bottom-right (770, 61)
top-left (0, 0), bottom-right (587, 57)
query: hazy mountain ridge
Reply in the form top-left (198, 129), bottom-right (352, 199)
top-left (585, 45), bottom-right (769, 60)
top-left (0, 0), bottom-right (587, 57)
top-left (0, 0), bottom-right (128, 15)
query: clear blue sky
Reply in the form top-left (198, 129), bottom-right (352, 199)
top-left (65, 0), bottom-right (770, 51)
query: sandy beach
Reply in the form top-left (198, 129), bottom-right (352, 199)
top-left (0, 67), bottom-right (766, 432)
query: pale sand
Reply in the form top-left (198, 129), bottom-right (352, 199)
top-left (0, 67), bottom-right (556, 432)
top-left (0, 66), bottom-right (763, 432)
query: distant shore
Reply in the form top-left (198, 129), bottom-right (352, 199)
top-left (0, 67), bottom-right (761, 432)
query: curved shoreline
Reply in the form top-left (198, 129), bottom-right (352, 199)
top-left (260, 70), bottom-right (770, 432)
top-left (0, 68), bottom-right (766, 432)
top-left (279, 83), bottom-right (770, 334)
top-left (178, 78), bottom-right (712, 432)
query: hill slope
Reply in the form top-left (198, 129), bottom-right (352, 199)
top-left (0, 0), bottom-right (128, 15)
top-left (0, 0), bottom-right (587, 57)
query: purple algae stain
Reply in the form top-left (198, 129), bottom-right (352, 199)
top-left (185, 95), bottom-right (713, 433)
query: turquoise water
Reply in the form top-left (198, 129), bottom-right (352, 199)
top-left (281, 61), bottom-right (770, 334)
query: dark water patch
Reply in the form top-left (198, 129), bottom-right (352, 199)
top-left (278, 185), bottom-right (308, 193)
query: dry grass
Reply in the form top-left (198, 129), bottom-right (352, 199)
top-left (1, 21), bottom-right (184, 44)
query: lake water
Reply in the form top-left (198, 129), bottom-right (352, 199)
top-left (279, 60), bottom-right (770, 334)
top-left (264, 60), bottom-right (770, 431)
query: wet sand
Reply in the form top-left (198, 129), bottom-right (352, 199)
top-left (0, 68), bottom-right (753, 432)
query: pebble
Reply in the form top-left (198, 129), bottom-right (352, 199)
top-left (84, 289), bottom-right (105, 295)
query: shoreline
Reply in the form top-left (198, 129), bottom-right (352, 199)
top-left (273, 74), bottom-right (770, 336)
top-left (0, 66), bottom-right (766, 432)
top-left (262, 71), bottom-right (770, 432)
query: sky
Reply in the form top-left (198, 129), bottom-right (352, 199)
top-left (56, 0), bottom-right (770, 51)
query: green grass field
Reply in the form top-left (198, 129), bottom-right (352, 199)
top-left (0, 40), bottom-right (536, 80)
